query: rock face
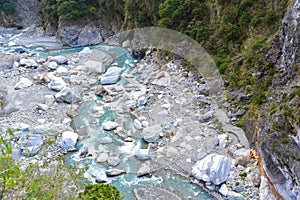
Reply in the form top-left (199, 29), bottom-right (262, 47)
top-left (192, 153), bottom-right (231, 185)
top-left (243, 1), bottom-right (300, 200)
top-left (57, 23), bottom-right (103, 47)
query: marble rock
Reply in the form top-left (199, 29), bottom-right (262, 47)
top-left (192, 153), bottom-right (231, 185)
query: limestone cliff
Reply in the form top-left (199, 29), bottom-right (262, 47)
top-left (245, 1), bottom-right (300, 199)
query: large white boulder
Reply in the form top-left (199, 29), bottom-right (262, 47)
top-left (192, 153), bottom-right (231, 185)
top-left (100, 67), bottom-right (123, 85)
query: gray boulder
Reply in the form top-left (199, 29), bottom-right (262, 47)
top-left (20, 135), bottom-right (43, 157)
top-left (192, 153), bottom-right (231, 185)
top-left (55, 87), bottom-right (75, 104)
top-left (107, 156), bottom-right (120, 167)
top-left (142, 124), bottom-right (161, 143)
top-left (50, 55), bottom-right (69, 64)
top-left (33, 124), bottom-right (65, 136)
top-left (100, 67), bottom-right (123, 85)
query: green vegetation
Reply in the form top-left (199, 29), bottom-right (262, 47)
top-left (0, 0), bottom-right (15, 16)
top-left (79, 184), bottom-right (123, 200)
top-left (0, 129), bottom-right (122, 199)
top-left (239, 172), bottom-right (247, 180)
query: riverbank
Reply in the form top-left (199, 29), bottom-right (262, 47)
top-left (0, 33), bottom-right (265, 199)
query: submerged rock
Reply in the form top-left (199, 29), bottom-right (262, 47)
top-left (192, 153), bottom-right (231, 185)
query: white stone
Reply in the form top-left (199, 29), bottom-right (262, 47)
top-left (48, 61), bottom-right (58, 70)
top-left (219, 184), bottom-right (229, 196)
top-left (15, 78), bottom-right (33, 90)
top-left (61, 131), bottom-right (78, 149)
top-left (48, 76), bottom-right (66, 91)
top-left (19, 58), bottom-right (38, 68)
top-left (100, 67), bottom-right (123, 85)
top-left (142, 124), bottom-right (161, 143)
top-left (192, 153), bottom-right (231, 185)
top-left (134, 119), bottom-right (143, 130)
top-left (102, 121), bottom-right (118, 131)
top-left (79, 47), bottom-right (92, 57)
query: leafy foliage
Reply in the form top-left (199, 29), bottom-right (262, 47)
top-left (0, 0), bottom-right (15, 15)
top-left (79, 184), bottom-right (122, 200)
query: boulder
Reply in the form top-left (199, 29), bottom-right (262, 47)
top-left (55, 87), bottom-right (75, 104)
top-left (33, 124), bottom-right (65, 136)
top-left (138, 96), bottom-right (147, 106)
top-left (102, 121), bottom-right (118, 131)
top-left (14, 78), bottom-right (33, 90)
top-left (80, 146), bottom-right (89, 157)
top-left (105, 168), bottom-right (126, 177)
top-left (96, 153), bottom-right (109, 163)
top-left (79, 47), bottom-right (92, 57)
top-left (99, 136), bottom-right (113, 144)
top-left (100, 67), bottom-right (123, 85)
top-left (142, 124), bottom-right (161, 143)
top-left (137, 161), bottom-right (152, 177)
top-left (61, 131), bottom-right (78, 149)
top-left (50, 55), bottom-right (69, 64)
top-left (19, 58), bottom-right (38, 68)
top-left (48, 61), bottom-right (58, 70)
top-left (219, 183), bottom-right (229, 196)
top-left (48, 76), bottom-right (66, 91)
top-left (94, 86), bottom-right (107, 97)
top-left (192, 153), bottom-right (231, 185)
top-left (135, 149), bottom-right (150, 160)
top-left (19, 135), bottom-right (43, 157)
top-left (134, 119), bottom-right (143, 130)
top-left (107, 156), bottom-right (120, 167)
top-left (227, 191), bottom-right (245, 200)
top-left (36, 103), bottom-right (49, 111)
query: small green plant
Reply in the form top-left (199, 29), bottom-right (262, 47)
top-left (272, 122), bottom-right (281, 131)
top-left (235, 181), bottom-right (240, 186)
top-left (79, 184), bottom-right (123, 200)
top-left (239, 172), bottom-right (247, 180)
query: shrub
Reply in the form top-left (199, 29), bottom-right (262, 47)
top-left (79, 184), bottom-right (122, 200)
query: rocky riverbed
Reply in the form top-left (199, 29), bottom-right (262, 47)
top-left (0, 33), bottom-right (273, 199)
